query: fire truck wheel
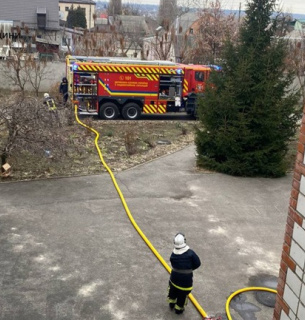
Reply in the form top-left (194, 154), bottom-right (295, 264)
top-left (99, 103), bottom-right (119, 120)
top-left (122, 103), bottom-right (141, 120)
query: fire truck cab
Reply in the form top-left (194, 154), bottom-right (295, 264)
top-left (66, 55), bottom-right (214, 120)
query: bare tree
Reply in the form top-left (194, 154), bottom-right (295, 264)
top-left (121, 3), bottom-right (141, 16)
top-left (158, 0), bottom-right (178, 28)
top-left (3, 51), bottom-right (50, 97)
top-left (0, 93), bottom-right (72, 169)
top-left (1, 25), bottom-right (51, 96)
top-left (174, 23), bottom-right (193, 63)
top-left (273, 11), bottom-right (294, 37)
top-left (3, 45), bottom-right (29, 93)
top-left (287, 37), bottom-right (305, 105)
top-left (25, 59), bottom-right (49, 97)
top-left (270, 11), bottom-right (305, 105)
top-left (147, 23), bottom-right (175, 61)
top-left (184, 0), bottom-right (239, 64)
top-left (116, 17), bottom-right (146, 58)
top-left (69, 16), bottom-right (147, 59)
top-left (70, 27), bottom-right (119, 56)
top-left (0, 94), bottom-right (40, 166)
top-left (108, 0), bottom-right (122, 16)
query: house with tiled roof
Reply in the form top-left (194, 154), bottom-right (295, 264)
top-left (284, 19), bottom-right (305, 43)
top-left (143, 10), bottom-right (201, 62)
top-left (92, 14), bottom-right (154, 59)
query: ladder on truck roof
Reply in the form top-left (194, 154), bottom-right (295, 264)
top-left (67, 55), bottom-right (179, 66)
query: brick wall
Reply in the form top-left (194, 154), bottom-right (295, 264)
top-left (274, 111), bottom-right (305, 319)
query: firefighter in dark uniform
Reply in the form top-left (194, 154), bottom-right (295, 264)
top-left (59, 77), bottom-right (68, 104)
top-left (167, 233), bottom-right (201, 314)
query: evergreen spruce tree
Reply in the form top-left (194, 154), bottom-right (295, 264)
top-left (195, 0), bottom-right (301, 177)
top-left (67, 5), bottom-right (87, 29)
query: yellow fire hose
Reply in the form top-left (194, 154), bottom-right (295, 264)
top-left (74, 105), bottom-right (277, 319)
top-left (225, 287), bottom-right (277, 320)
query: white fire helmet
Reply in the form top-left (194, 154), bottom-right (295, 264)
top-left (44, 93), bottom-right (49, 99)
top-left (174, 233), bottom-right (186, 249)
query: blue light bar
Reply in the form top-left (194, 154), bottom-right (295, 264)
top-left (209, 64), bottom-right (222, 71)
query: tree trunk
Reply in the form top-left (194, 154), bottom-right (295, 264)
top-left (1, 152), bottom-right (7, 170)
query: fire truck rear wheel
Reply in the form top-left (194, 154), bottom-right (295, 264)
top-left (99, 103), bottom-right (119, 120)
top-left (122, 103), bottom-right (141, 120)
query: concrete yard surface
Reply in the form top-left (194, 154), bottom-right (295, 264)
top-left (0, 145), bottom-right (292, 319)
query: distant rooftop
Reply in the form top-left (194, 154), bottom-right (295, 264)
top-left (59, 0), bottom-right (96, 4)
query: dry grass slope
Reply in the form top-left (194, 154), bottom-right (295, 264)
top-left (1, 118), bottom-right (197, 181)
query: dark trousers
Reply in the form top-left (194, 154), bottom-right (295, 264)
top-left (63, 93), bottom-right (68, 103)
top-left (49, 110), bottom-right (61, 127)
top-left (167, 281), bottom-right (191, 313)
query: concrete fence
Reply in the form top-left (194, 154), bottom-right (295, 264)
top-left (0, 60), bottom-right (303, 99)
top-left (0, 60), bottom-right (66, 93)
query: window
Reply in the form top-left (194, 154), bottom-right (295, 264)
top-left (37, 8), bottom-right (46, 29)
top-left (195, 71), bottom-right (204, 82)
top-left (62, 37), bottom-right (71, 46)
top-left (65, 7), bottom-right (69, 11)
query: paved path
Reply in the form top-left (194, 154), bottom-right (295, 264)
top-left (0, 145), bottom-right (293, 319)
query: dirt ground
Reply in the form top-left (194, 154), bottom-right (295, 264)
top-left (1, 115), bottom-right (199, 182)
top-left (1, 109), bottom-right (298, 182)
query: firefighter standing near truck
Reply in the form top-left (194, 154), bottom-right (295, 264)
top-left (59, 77), bottom-right (69, 104)
top-left (167, 233), bottom-right (201, 315)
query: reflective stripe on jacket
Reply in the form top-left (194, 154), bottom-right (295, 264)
top-left (46, 98), bottom-right (57, 111)
top-left (170, 249), bottom-right (201, 289)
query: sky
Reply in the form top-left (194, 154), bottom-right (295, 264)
top-left (124, 0), bottom-right (305, 15)
top-left (219, 0), bottom-right (305, 14)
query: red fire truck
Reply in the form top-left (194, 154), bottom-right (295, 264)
top-left (66, 55), bottom-right (214, 120)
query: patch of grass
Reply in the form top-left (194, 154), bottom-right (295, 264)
top-left (143, 137), bottom-right (156, 148)
top-left (105, 130), bottom-right (114, 137)
top-left (181, 126), bottom-right (188, 135)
